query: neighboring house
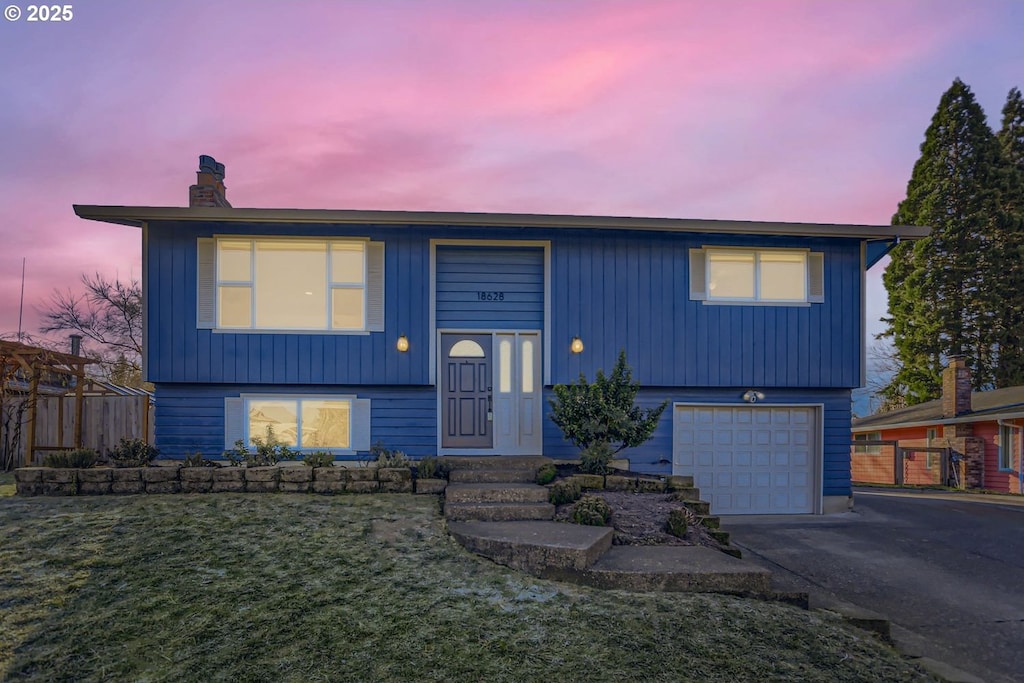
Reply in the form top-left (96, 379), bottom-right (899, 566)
top-left (74, 155), bottom-right (928, 514)
top-left (852, 357), bottom-right (1024, 494)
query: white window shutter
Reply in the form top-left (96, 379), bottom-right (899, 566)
top-left (689, 248), bottom-right (707, 300)
top-left (351, 398), bottom-right (372, 451)
top-left (808, 252), bottom-right (825, 303)
top-left (197, 238), bottom-right (217, 328)
top-left (224, 397), bottom-right (245, 451)
top-left (366, 242), bottom-right (385, 331)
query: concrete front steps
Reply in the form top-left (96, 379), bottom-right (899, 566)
top-left (441, 456), bottom-right (555, 523)
top-left (440, 456), bottom-right (770, 595)
top-left (561, 546), bottom-right (771, 594)
top-left (449, 520), bottom-right (613, 574)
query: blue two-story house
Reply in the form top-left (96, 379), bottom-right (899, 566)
top-left (75, 156), bottom-right (927, 514)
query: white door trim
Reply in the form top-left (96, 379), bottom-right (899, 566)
top-left (437, 328), bottom-right (543, 456)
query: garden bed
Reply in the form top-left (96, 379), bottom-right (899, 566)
top-left (547, 465), bottom-right (728, 551)
top-left (556, 490), bottom-right (716, 547)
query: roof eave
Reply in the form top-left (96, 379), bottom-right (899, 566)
top-left (852, 408), bottom-right (1024, 432)
top-left (73, 205), bottom-right (931, 240)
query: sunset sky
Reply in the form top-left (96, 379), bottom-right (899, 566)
top-left (1, 0), bottom-right (1022, 354)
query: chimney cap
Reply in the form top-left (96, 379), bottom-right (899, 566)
top-left (198, 155), bottom-right (225, 181)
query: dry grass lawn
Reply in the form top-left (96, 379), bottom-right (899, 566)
top-left (0, 491), bottom-right (931, 682)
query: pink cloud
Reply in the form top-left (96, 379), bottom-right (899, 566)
top-left (0, 0), bottom-right (1018, 340)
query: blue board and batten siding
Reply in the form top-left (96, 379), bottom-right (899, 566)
top-left (550, 232), bottom-right (862, 388)
top-left (157, 384), bottom-right (437, 458)
top-left (145, 219), bottom-right (862, 497)
top-left (145, 222), bottom-right (432, 386)
top-left (145, 223), bottom-right (862, 387)
top-left (435, 246), bottom-right (545, 330)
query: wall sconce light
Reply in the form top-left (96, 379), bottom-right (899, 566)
top-left (396, 335), bottom-right (410, 353)
top-left (742, 390), bottom-right (765, 403)
top-left (570, 337), bottom-right (584, 354)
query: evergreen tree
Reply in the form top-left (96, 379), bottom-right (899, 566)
top-left (991, 87), bottom-right (1024, 386)
top-left (882, 79), bottom-right (1019, 404)
top-left (998, 87), bottom-right (1024, 169)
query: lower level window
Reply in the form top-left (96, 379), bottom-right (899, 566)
top-left (247, 397), bottom-right (351, 449)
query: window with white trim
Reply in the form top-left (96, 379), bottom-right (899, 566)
top-left (224, 394), bottom-right (372, 452)
top-left (853, 431), bottom-right (882, 455)
top-left (999, 424), bottom-right (1018, 471)
top-left (248, 397), bottom-right (351, 449)
top-left (197, 237), bottom-right (384, 332)
top-left (689, 247), bottom-right (824, 304)
top-left (925, 428), bottom-right (938, 469)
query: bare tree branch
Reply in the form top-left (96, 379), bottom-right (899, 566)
top-left (36, 273), bottom-right (143, 386)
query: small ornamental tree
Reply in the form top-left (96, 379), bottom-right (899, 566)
top-left (548, 350), bottom-right (668, 472)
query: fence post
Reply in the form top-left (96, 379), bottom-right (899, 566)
top-left (26, 364), bottom-right (39, 465)
top-left (895, 446), bottom-right (905, 486)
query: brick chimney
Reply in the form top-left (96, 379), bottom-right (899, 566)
top-left (941, 356), bottom-right (972, 418)
top-left (189, 155), bottom-right (231, 208)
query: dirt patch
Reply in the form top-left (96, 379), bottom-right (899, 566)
top-left (555, 490), bottom-right (721, 549)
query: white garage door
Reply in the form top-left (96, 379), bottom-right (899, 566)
top-left (672, 405), bottom-right (817, 514)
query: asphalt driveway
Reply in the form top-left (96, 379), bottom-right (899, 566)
top-left (723, 489), bottom-right (1024, 683)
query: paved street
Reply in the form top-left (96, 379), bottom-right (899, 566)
top-left (723, 489), bottom-right (1024, 683)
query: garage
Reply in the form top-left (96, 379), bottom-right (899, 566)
top-left (672, 404), bottom-right (818, 514)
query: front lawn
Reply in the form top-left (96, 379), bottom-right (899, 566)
top-left (0, 493), bottom-right (928, 682)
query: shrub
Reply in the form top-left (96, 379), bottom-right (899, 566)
top-left (666, 508), bottom-right (692, 538)
top-left (572, 495), bottom-right (612, 526)
top-left (303, 451), bottom-right (335, 468)
top-left (535, 462), bottom-right (557, 485)
top-left (549, 478), bottom-right (582, 505)
top-left (417, 456), bottom-right (450, 479)
top-left (548, 350), bottom-right (668, 459)
top-left (182, 451), bottom-right (217, 468)
top-left (579, 441), bottom-right (614, 475)
top-left (226, 425), bottom-right (298, 466)
top-left (43, 448), bottom-right (99, 469)
top-left (108, 438), bottom-right (159, 467)
top-left (370, 440), bottom-right (410, 469)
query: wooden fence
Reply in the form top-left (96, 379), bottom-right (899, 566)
top-left (851, 440), bottom-right (955, 487)
top-left (1, 395), bottom-right (154, 469)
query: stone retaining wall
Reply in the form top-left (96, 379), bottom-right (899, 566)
top-left (14, 466), bottom-right (447, 497)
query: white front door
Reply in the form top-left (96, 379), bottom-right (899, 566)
top-left (492, 332), bottom-right (542, 455)
top-left (672, 404), bottom-right (818, 514)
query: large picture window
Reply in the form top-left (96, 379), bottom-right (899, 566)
top-left (689, 247), bottom-right (823, 304)
top-left (707, 249), bottom-right (805, 302)
top-left (225, 394), bottom-right (372, 453)
top-left (197, 237), bottom-right (384, 332)
top-left (247, 397), bottom-right (352, 449)
top-left (218, 239), bottom-right (364, 330)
